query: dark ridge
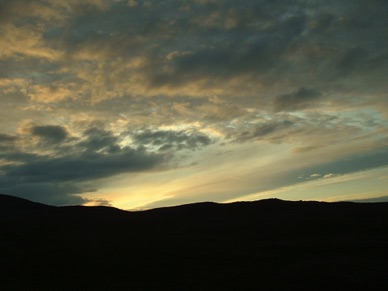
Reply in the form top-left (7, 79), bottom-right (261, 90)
top-left (1, 193), bottom-right (388, 290)
top-left (58, 204), bottom-right (128, 215)
top-left (0, 193), bottom-right (54, 216)
top-left (0, 193), bottom-right (52, 208)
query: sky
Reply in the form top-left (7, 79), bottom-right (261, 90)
top-left (0, 0), bottom-right (387, 210)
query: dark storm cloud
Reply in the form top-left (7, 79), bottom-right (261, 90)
top-left (2, 149), bottom-right (163, 183)
top-left (79, 127), bottom-right (121, 153)
top-left (30, 125), bottom-right (68, 142)
top-left (133, 129), bottom-right (213, 151)
top-left (0, 151), bottom-right (40, 163)
top-left (0, 133), bottom-right (17, 143)
top-left (148, 13), bottom-right (307, 88)
top-left (1, 126), bottom-right (166, 185)
top-left (0, 125), bottom-right (214, 205)
top-left (273, 87), bottom-right (323, 112)
top-left (0, 126), bottom-right (167, 204)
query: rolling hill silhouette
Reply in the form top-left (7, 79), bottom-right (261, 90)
top-left (1, 194), bottom-right (388, 290)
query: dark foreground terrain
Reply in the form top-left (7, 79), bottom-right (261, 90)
top-left (1, 194), bottom-right (388, 290)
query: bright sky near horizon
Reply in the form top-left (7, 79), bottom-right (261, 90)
top-left (0, 0), bottom-right (387, 209)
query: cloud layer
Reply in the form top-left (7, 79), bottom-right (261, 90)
top-left (0, 0), bottom-right (387, 207)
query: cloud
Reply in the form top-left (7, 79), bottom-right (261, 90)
top-left (351, 195), bottom-right (388, 203)
top-left (84, 198), bottom-right (112, 207)
top-left (0, 125), bottom-right (168, 204)
top-left (293, 145), bottom-right (320, 154)
top-left (30, 125), bottom-right (68, 143)
top-left (2, 125), bottom-right (167, 184)
top-left (0, 124), bottom-right (215, 205)
top-left (298, 150), bottom-right (388, 183)
top-left (0, 180), bottom-right (88, 206)
top-left (79, 127), bottom-right (121, 153)
top-left (323, 173), bottom-right (336, 179)
top-left (0, 0), bottom-right (387, 208)
top-left (0, 22), bottom-right (60, 60)
top-left (2, 149), bottom-right (163, 183)
top-left (309, 173), bottom-right (337, 179)
top-left (0, 133), bottom-right (18, 152)
top-left (132, 129), bottom-right (213, 151)
top-left (230, 118), bottom-right (295, 143)
top-left (146, 13), bottom-right (307, 90)
top-left (337, 47), bottom-right (369, 75)
top-left (127, 0), bottom-right (138, 8)
top-left (0, 133), bottom-right (17, 143)
top-left (2, 0), bottom-right (387, 106)
top-left (252, 120), bottom-right (294, 138)
top-left (274, 87), bottom-right (323, 112)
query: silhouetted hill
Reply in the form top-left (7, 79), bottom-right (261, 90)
top-left (1, 194), bottom-right (388, 290)
top-left (0, 193), bottom-right (53, 212)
